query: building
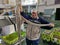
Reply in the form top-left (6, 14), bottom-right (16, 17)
top-left (22, 0), bottom-right (37, 12)
top-left (38, 0), bottom-right (60, 20)
top-left (0, 0), bottom-right (60, 20)
top-left (20, 0), bottom-right (60, 20)
top-left (22, 0), bottom-right (60, 14)
top-left (38, 0), bottom-right (60, 12)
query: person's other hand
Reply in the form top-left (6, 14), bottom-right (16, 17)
top-left (19, 4), bottom-right (23, 12)
top-left (49, 23), bottom-right (54, 27)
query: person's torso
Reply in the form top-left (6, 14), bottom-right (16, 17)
top-left (26, 18), bottom-right (41, 40)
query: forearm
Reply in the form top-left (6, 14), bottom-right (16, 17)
top-left (22, 16), bottom-right (50, 27)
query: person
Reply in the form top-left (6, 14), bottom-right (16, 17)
top-left (20, 5), bottom-right (54, 45)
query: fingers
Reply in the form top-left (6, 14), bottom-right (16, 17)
top-left (49, 23), bottom-right (54, 27)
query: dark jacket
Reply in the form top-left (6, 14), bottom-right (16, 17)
top-left (20, 12), bottom-right (53, 30)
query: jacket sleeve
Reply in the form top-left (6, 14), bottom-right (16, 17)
top-left (20, 12), bottom-right (30, 20)
top-left (38, 17), bottom-right (53, 30)
top-left (20, 12), bottom-right (31, 24)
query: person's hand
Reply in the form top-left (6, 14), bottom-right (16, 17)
top-left (19, 4), bottom-right (23, 12)
top-left (49, 23), bottom-right (54, 27)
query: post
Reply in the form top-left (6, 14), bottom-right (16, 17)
top-left (36, 0), bottom-right (39, 12)
top-left (15, 0), bottom-right (22, 45)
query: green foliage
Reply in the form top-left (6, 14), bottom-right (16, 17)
top-left (41, 30), bottom-right (52, 42)
top-left (54, 21), bottom-right (60, 27)
top-left (39, 12), bottom-right (44, 16)
top-left (0, 44), bottom-right (2, 45)
top-left (2, 31), bottom-right (26, 45)
top-left (41, 27), bottom-right (60, 44)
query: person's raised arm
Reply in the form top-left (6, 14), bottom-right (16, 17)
top-left (22, 16), bottom-right (52, 27)
top-left (19, 4), bottom-right (31, 20)
top-left (38, 17), bottom-right (54, 29)
top-left (19, 4), bottom-right (53, 27)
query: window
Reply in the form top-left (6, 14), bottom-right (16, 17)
top-left (55, 8), bottom-right (60, 20)
top-left (22, 0), bottom-right (37, 5)
top-left (44, 9), bottom-right (54, 15)
top-left (55, 0), bottom-right (60, 4)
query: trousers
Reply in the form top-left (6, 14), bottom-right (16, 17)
top-left (26, 38), bottom-right (39, 45)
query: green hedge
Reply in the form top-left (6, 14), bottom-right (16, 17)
top-left (2, 31), bottom-right (26, 45)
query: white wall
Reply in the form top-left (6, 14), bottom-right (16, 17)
top-left (3, 0), bottom-right (8, 4)
top-left (47, 0), bottom-right (55, 5)
top-left (38, 0), bottom-right (56, 12)
top-left (2, 25), bottom-right (15, 35)
top-left (22, 0), bottom-right (37, 6)
top-left (38, 4), bottom-right (60, 12)
top-left (46, 4), bottom-right (60, 9)
top-left (38, 5), bottom-right (46, 12)
top-left (0, 0), bottom-right (3, 4)
top-left (38, 0), bottom-right (45, 5)
top-left (8, 0), bottom-right (16, 6)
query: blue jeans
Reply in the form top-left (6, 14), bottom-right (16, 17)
top-left (26, 38), bottom-right (39, 45)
